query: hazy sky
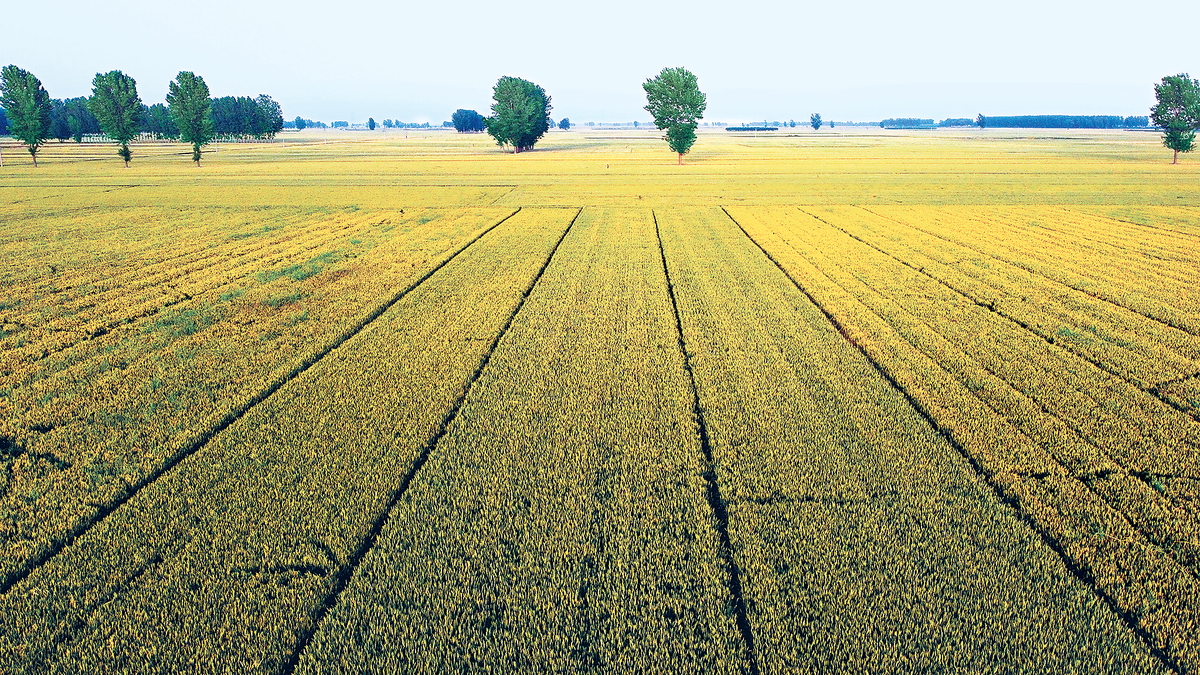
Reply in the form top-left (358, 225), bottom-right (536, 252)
top-left (4, 0), bottom-right (1192, 124)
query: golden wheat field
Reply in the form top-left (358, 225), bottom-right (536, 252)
top-left (0, 127), bottom-right (1198, 674)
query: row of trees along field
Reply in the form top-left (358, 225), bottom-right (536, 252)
top-left (3, 66), bottom-right (1198, 165)
top-left (0, 64), bottom-right (282, 167)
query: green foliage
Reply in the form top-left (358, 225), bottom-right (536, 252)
top-left (166, 71), bottom-right (214, 165)
top-left (62, 98), bottom-right (99, 142)
top-left (643, 66), bottom-right (707, 161)
top-left (0, 65), bottom-right (53, 165)
top-left (810, 113), bottom-right (822, 130)
top-left (142, 103), bottom-right (179, 139)
top-left (367, 117), bottom-right (375, 131)
top-left (88, 70), bottom-right (143, 165)
top-left (294, 116), bottom-right (307, 131)
top-left (558, 117), bottom-right (570, 130)
top-left (485, 76), bottom-right (552, 152)
top-left (258, 251), bottom-right (340, 283)
top-left (1150, 73), bottom-right (1200, 163)
top-left (451, 108), bottom-right (486, 132)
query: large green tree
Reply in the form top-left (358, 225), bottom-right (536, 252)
top-left (89, 70), bottom-right (143, 167)
top-left (1150, 73), bottom-right (1200, 164)
top-left (485, 76), bottom-right (552, 152)
top-left (643, 67), bottom-right (707, 165)
top-left (0, 65), bottom-right (52, 167)
top-left (166, 71), bottom-right (214, 166)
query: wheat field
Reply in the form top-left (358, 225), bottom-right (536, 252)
top-left (0, 128), bottom-right (1197, 674)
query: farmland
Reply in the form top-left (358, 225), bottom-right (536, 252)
top-left (0, 128), bottom-right (1197, 673)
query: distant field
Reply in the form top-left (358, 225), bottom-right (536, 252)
top-left (0, 130), bottom-right (1197, 673)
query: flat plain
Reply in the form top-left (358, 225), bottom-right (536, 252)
top-left (0, 127), bottom-right (1197, 674)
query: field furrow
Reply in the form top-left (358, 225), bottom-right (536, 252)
top-left (0, 208), bottom-right (575, 673)
top-left (293, 207), bottom-right (745, 673)
top-left (729, 205), bottom-right (1200, 673)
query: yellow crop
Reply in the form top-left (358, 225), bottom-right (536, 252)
top-left (0, 129), bottom-right (1196, 673)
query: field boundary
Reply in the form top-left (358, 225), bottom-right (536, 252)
top-left (280, 207), bottom-right (582, 675)
top-left (0, 207), bottom-right (522, 597)
top-left (722, 205), bottom-right (1180, 674)
top-left (653, 210), bottom-right (761, 675)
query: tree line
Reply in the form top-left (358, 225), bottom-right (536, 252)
top-left (3, 65), bottom-right (1197, 165)
top-left (0, 64), bottom-right (283, 167)
top-left (975, 114), bottom-right (1149, 129)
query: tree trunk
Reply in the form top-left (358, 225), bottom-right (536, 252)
top-left (32, 153), bottom-right (38, 168)
top-left (1174, 149), bottom-right (1179, 164)
top-left (124, 160), bottom-right (130, 169)
top-left (678, 152), bottom-right (683, 165)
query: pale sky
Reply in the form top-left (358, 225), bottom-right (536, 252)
top-left (3, 0), bottom-right (1192, 124)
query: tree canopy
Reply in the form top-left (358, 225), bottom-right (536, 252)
top-left (143, 103), bottom-right (179, 139)
top-left (0, 65), bottom-right (53, 166)
top-left (210, 95), bottom-right (284, 139)
top-left (1150, 73), bottom-right (1200, 164)
top-left (558, 118), bottom-right (570, 130)
top-left (810, 113), bottom-right (822, 130)
top-left (89, 70), bottom-right (143, 167)
top-left (368, 117), bottom-right (376, 131)
top-left (166, 71), bottom-right (214, 166)
top-left (452, 109), bottom-right (486, 133)
top-left (643, 67), bottom-right (706, 164)
top-left (485, 77), bottom-right (552, 152)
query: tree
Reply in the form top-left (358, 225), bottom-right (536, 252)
top-left (294, 116), bottom-right (307, 131)
top-left (166, 71), bottom-right (214, 166)
top-left (368, 117), bottom-right (376, 130)
top-left (810, 113), bottom-right (822, 130)
top-left (485, 76), bottom-right (552, 152)
top-left (643, 66), bottom-right (707, 165)
top-left (976, 113), bottom-right (986, 129)
top-left (558, 117), bottom-right (570, 130)
top-left (1, 66), bottom-right (52, 167)
top-left (253, 94), bottom-right (284, 138)
top-left (89, 70), bottom-right (143, 167)
top-left (1150, 73), bottom-right (1200, 164)
top-left (452, 109), bottom-right (486, 132)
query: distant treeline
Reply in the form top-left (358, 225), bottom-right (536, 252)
top-left (880, 118), bottom-right (935, 128)
top-left (0, 94), bottom-right (285, 142)
top-left (283, 118), bottom-right (328, 129)
top-left (727, 126), bottom-right (778, 132)
top-left (879, 115), bottom-right (1150, 129)
top-left (978, 115), bottom-right (1149, 129)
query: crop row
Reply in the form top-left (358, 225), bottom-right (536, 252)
top-left (0, 205), bottom-right (514, 589)
top-left (0, 208), bottom-right (575, 673)
top-left (294, 208), bottom-right (745, 673)
top-left (798, 205), bottom-right (1199, 391)
top-left (727, 205), bottom-right (1199, 672)
top-left (868, 205), bottom-right (1200, 336)
top-left (656, 207), bottom-right (1161, 673)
